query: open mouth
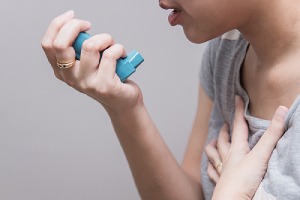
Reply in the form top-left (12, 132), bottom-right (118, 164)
top-left (168, 8), bottom-right (182, 26)
top-left (173, 8), bottom-right (181, 13)
top-left (159, 1), bottom-right (182, 26)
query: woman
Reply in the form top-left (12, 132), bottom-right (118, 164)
top-left (207, 96), bottom-right (287, 199)
top-left (41, 0), bottom-right (295, 198)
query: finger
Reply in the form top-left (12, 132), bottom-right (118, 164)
top-left (78, 33), bottom-right (115, 79)
top-left (205, 140), bottom-right (222, 173)
top-left (250, 106), bottom-right (288, 161)
top-left (231, 95), bottom-right (250, 153)
top-left (207, 162), bottom-right (220, 184)
top-left (217, 124), bottom-right (231, 161)
top-left (54, 19), bottom-right (92, 64)
top-left (97, 43), bottom-right (126, 80)
top-left (41, 10), bottom-right (75, 67)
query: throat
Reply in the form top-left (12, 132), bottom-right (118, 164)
top-left (246, 93), bottom-right (296, 120)
top-left (240, 46), bottom-right (300, 120)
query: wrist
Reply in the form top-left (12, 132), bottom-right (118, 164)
top-left (102, 82), bottom-right (145, 118)
top-left (107, 101), bottom-right (151, 138)
top-left (106, 99), bottom-right (145, 120)
top-left (212, 183), bottom-right (251, 200)
top-left (213, 191), bottom-right (249, 200)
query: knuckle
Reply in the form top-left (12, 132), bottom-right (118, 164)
top-left (53, 40), bottom-right (68, 51)
top-left (81, 80), bottom-right (95, 93)
top-left (77, 81), bottom-right (89, 93)
top-left (50, 17), bottom-right (63, 28)
top-left (269, 120), bottom-right (284, 134)
top-left (97, 86), bottom-right (111, 97)
top-left (233, 115), bottom-right (242, 127)
top-left (205, 145), bottom-right (211, 154)
top-left (41, 38), bottom-right (53, 50)
top-left (68, 18), bottom-right (81, 27)
top-left (272, 113), bottom-right (282, 124)
top-left (274, 115), bottom-right (285, 128)
top-left (219, 128), bottom-right (226, 136)
top-left (54, 70), bottom-right (64, 82)
top-left (264, 128), bottom-right (280, 143)
top-left (219, 124), bottom-right (229, 135)
top-left (82, 40), bottom-right (97, 52)
top-left (217, 139), bottom-right (222, 149)
top-left (102, 50), bottom-right (115, 60)
top-left (102, 33), bottom-right (113, 43)
top-left (81, 79), bottom-right (112, 97)
top-left (64, 78), bottom-right (76, 88)
top-left (207, 166), bottom-right (213, 176)
top-left (83, 77), bottom-right (118, 98)
top-left (115, 43), bottom-right (125, 54)
top-left (267, 125), bottom-right (277, 135)
top-left (240, 145), bottom-right (250, 154)
top-left (53, 71), bottom-right (62, 80)
top-left (115, 43), bottom-right (124, 50)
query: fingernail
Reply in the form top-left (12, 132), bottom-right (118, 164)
top-left (275, 106), bottom-right (288, 120)
top-left (64, 10), bottom-right (74, 17)
top-left (86, 21), bottom-right (92, 27)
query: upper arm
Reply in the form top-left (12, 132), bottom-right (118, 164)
top-left (182, 83), bottom-right (213, 183)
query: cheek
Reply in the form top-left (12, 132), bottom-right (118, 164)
top-left (180, 10), bottom-right (215, 43)
top-left (181, 12), bottom-right (238, 43)
top-left (181, 20), bottom-right (221, 44)
top-left (182, 28), bottom-right (208, 43)
top-left (181, 2), bottom-right (244, 43)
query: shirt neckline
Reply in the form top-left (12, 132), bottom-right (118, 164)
top-left (234, 35), bottom-right (300, 130)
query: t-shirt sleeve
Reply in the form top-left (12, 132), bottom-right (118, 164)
top-left (199, 39), bottom-right (217, 101)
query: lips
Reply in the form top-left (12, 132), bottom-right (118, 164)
top-left (159, 2), bottom-right (182, 26)
top-left (168, 9), bottom-right (182, 26)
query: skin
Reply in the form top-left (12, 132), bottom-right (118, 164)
top-left (207, 97), bottom-right (287, 199)
top-left (41, 0), bottom-right (298, 198)
top-left (159, 0), bottom-right (253, 43)
top-left (160, 0), bottom-right (300, 195)
top-left (160, 0), bottom-right (300, 118)
top-left (42, 11), bottom-right (206, 199)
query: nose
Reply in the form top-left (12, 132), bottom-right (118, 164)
top-left (159, 0), bottom-right (168, 10)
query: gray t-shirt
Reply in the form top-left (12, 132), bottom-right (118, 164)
top-left (200, 30), bottom-right (300, 200)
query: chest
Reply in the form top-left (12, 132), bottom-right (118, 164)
top-left (240, 47), bottom-right (300, 120)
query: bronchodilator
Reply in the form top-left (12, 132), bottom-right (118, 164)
top-left (73, 32), bottom-right (144, 82)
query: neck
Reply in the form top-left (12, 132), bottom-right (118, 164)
top-left (238, 0), bottom-right (300, 68)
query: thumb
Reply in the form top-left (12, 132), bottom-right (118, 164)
top-left (249, 106), bottom-right (288, 161)
top-left (231, 95), bottom-right (250, 151)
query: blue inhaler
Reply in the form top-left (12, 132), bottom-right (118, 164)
top-left (72, 32), bottom-right (144, 82)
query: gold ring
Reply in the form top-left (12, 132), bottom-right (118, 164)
top-left (215, 162), bottom-right (223, 169)
top-left (57, 60), bottom-right (76, 69)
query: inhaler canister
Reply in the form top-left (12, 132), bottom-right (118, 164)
top-left (73, 32), bottom-right (144, 82)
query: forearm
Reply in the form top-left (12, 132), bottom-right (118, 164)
top-left (108, 104), bottom-right (204, 200)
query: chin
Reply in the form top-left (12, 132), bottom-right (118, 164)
top-left (184, 31), bottom-right (210, 44)
top-left (185, 35), bottom-right (208, 44)
top-left (183, 28), bottom-right (223, 44)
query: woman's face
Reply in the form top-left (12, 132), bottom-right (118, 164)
top-left (159, 0), bottom-right (253, 43)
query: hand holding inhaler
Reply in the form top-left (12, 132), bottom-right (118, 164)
top-left (73, 32), bottom-right (144, 82)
